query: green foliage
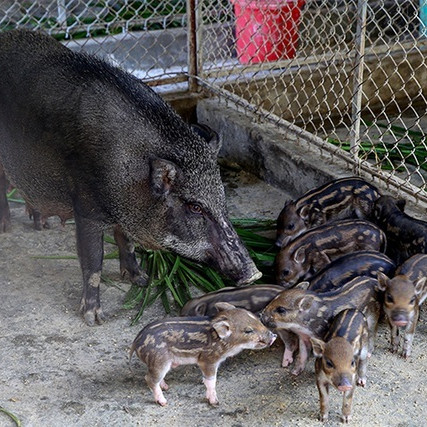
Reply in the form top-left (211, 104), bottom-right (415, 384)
top-left (329, 121), bottom-right (427, 172)
top-left (123, 218), bottom-right (278, 324)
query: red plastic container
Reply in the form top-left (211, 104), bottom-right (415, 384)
top-left (231, 0), bottom-right (304, 64)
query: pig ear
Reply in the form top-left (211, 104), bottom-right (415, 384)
top-left (414, 278), bottom-right (427, 304)
top-left (294, 246), bottom-right (306, 264)
top-left (297, 295), bottom-right (315, 312)
top-left (195, 303), bottom-right (208, 316)
top-left (377, 271), bottom-right (390, 291)
top-left (396, 198), bottom-right (406, 211)
top-left (214, 302), bottom-right (236, 312)
top-left (150, 158), bottom-right (178, 197)
top-left (298, 205), bottom-right (310, 220)
top-left (212, 320), bottom-right (231, 339)
top-left (191, 123), bottom-right (221, 157)
top-left (310, 337), bottom-right (325, 358)
top-left (295, 281), bottom-right (310, 290)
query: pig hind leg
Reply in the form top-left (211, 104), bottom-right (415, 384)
top-left (145, 361), bottom-right (172, 406)
top-left (0, 161), bottom-right (11, 233)
top-left (114, 225), bottom-right (148, 286)
top-left (75, 215), bottom-right (105, 326)
top-left (26, 203), bottom-right (50, 230)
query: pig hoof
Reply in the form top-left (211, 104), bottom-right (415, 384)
top-left (341, 415), bottom-right (351, 423)
top-left (401, 351), bottom-right (410, 359)
top-left (156, 398), bottom-right (167, 407)
top-left (357, 377), bottom-right (366, 387)
top-left (0, 218), bottom-right (11, 233)
top-left (132, 271), bottom-right (149, 287)
top-left (207, 398), bottom-right (219, 406)
top-left (83, 309), bottom-right (105, 326)
top-left (291, 366), bottom-right (303, 376)
top-left (319, 414), bottom-right (328, 423)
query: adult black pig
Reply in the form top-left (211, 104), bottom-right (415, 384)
top-left (0, 30), bottom-right (261, 325)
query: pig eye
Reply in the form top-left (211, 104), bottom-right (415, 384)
top-left (386, 293), bottom-right (394, 303)
top-left (281, 269), bottom-right (290, 278)
top-left (325, 359), bottom-right (334, 369)
top-left (351, 359), bottom-right (356, 368)
top-left (287, 223), bottom-right (295, 231)
top-left (410, 296), bottom-right (416, 305)
top-left (244, 328), bottom-right (254, 334)
top-left (276, 307), bottom-right (287, 314)
top-left (187, 203), bottom-right (203, 215)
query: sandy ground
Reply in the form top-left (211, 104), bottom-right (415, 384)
top-left (0, 169), bottom-right (427, 427)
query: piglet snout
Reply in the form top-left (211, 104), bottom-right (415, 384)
top-left (337, 377), bottom-right (353, 393)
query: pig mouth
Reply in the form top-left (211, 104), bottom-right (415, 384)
top-left (392, 320), bottom-right (408, 327)
top-left (337, 385), bottom-right (353, 393)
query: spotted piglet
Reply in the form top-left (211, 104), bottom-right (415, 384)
top-left (129, 302), bottom-right (276, 406)
top-left (310, 309), bottom-right (369, 423)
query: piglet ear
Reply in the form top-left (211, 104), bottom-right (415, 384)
top-left (377, 271), bottom-right (390, 291)
top-left (297, 294), bottom-right (315, 312)
top-left (310, 337), bottom-right (325, 358)
top-left (298, 205), bottom-right (310, 220)
top-left (294, 246), bottom-right (306, 264)
top-left (150, 158), bottom-right (178, 197)
top-left (212, 320), bottom-right (231, 339)
top-left (195, 303), bottom-right (207, 316)
top-left (214, 302), bottom-right (236, 312)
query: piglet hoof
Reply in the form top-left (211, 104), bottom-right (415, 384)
top-left (207, 397), bottom-right (219, 407)
top-left (83, 308), bottom-right (105, 326)
top-left (291, 365), bottom-right (304, 376)
top-left (281, 350), bottom-right (294, 368)
top-left (341, 414), bottom-right (351, 423)
top-left (319, 413), bottom-right (328, 423)
top-left (401, 350), bottom-right (411, 359)
top-left (156, 397), bottom-right (168, 407)
top-left (357, 377), bottom-right (366, 387)
top-left (160, 380), bottom-right (169, 391)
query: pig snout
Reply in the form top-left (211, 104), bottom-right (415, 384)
top-left (390, 312), bottom-right (409, 327)
top-left (336, 376), bottom-right (353, 393)
top-left (260, 312), bottom-right (276, 329)
top-left (206, 218), bottom-right (262, 285)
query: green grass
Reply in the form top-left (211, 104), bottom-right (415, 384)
top-left (0, 407), bottom-right (21, 427)
top-left (328, 120), bottom-right (427, 172)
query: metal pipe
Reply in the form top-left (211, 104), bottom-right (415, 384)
top-left (187, 0), bottom-right (198, 92)
top-left (349, 0), bottom-right (368, 172)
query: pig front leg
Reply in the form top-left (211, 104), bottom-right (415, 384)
top-left (0, 163), bottom-right (11, 233)
top-left (341, 387), bottom-right (355, 423)
top-left (291, 336), bottom-right (310, 376)
top-left (75, 215), bottom-right (105, 326)
top-left (199, 362), bottom-right (219, 406)
top-left (277, 330), bottom-right (298, 367)
top-left (114, 225), bottom-right (148, 286)
top-left (402, 316), bottom-right (418, 359)
top-left (389, 323), bottom-right (400, 354)
top-left (316, 378), bottom-right (330, 422)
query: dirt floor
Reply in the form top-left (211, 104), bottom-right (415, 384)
top-left (0, 169), bottom-right (426, 427)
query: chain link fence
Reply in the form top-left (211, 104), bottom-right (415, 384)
top-left (1, 0), bottom-right (426, 204)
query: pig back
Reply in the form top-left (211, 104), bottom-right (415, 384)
top-left (308, 251), bottom-right (395, 292)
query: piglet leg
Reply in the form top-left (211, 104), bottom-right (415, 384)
top-left (145, 362), bottom-right (171, 407)
top-left (341, 387), bottom-right (355, 423)
top-left (277, 330), bottom-right (298, 367)
top-left (291, 336), bottom-right (310, 376)
top-left (200, 363), bottom-right (219, 405)
top-left (316, 379), bottom-right (329, 422)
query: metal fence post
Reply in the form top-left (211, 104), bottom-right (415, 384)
top-left (187, 0), bottom-right (199, 92)
top-left (350, 0), bottom-right (368, 173)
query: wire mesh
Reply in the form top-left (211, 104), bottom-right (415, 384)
top-left (1, 0), bottom-right (426, 204)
